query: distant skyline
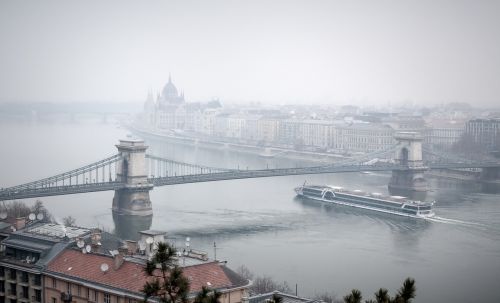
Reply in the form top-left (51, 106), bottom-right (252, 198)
top-left (1, 0), bottom-right (499, 106)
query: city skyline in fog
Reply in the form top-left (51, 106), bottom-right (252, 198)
top-left (1, 0), bottom-right (499, 106)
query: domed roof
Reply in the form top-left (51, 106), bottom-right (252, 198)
top-left (161, 75), bottom-right (178, 99)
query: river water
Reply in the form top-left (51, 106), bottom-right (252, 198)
top-left (1, 121), bottom-right (500, 303)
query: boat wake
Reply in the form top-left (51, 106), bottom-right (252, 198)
top-left (427, 215), bottom-right (484, 227)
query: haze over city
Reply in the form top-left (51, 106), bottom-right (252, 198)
top-left (2, 2), bottom-right (500, 303)
top-left (1, 0), bottom-right (499, 106)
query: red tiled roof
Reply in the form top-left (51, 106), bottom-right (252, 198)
top-left (46, 249), bottom-right (234, 294)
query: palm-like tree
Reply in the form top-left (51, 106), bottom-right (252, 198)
top-left (340, 278), bottom-right (415, 303)
top-left (343, 289), bottom-right (362, 303)
top-left (374, 288), bottom-right (389, 303)
top-left (142, 242), bottom-right (190, 303)
top-left (393, 278), bottom-right (415, 303)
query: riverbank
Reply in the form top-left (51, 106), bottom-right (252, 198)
top-left (127, 124), bottom-right (345, 164)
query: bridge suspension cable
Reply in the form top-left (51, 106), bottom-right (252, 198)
top-left (331, 144), bottom-right (399, 166)
top-left (145, 154), bottom-right (232, 178)
top-left (1, 154), bottom-right (122, 193)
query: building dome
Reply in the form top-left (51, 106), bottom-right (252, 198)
top-left (161, 75), bottom-right (179, 100)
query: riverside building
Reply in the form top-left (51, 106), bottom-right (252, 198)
top-left (0, 221), bottom-right (90, 303)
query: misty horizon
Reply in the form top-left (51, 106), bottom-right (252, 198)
top-left (1, 0), bottom-right (499, 106)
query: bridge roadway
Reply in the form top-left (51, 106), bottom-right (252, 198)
top-left (2, 161), bottom-right (499, 201)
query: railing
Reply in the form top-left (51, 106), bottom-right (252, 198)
top-left (0, 181), bottom-right (124, 201)
top-left (1, 150), bottom-right (500, 201)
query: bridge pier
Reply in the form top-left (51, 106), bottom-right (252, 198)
top-left (112, 138), bottom-right (154, 216)
top-left (388, 132), bottom-right (428, 198)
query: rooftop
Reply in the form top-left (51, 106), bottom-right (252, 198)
top-left (138, 229), bottom-right (166, 236)
top-left (249, 291), bottom-right (323, 303)
top-left (46, 249), bottom-right (249, 296)
top-left (23, 223), bottom-right (90, 240)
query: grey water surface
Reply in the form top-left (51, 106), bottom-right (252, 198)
top-left (1, 121), bottom-right (499, 303)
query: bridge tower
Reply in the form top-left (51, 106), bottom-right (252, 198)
top-left (112, 138), bottom-right (153, 216)
top-left (388, 132), bottom-right (428, 196)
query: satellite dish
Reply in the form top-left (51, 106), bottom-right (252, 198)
top-left (28, 213), bottom-right (36, 221)
top-left (100, 263), bottom-right (109, 272)
top-left (85, 245), bottom-right (92, 253)
top-left (207, 282), bottom-right (212, 286)
top-left (145, 237), bottom-right (154, 245)
top-left (0, 212), bottom-right (7, 220)
top-left (77, 240), bottom-right (85, 248)
top-left (82, 248), bottom-right (87, 254)
top-left (186, 237), bottom-right (190, 242)
top-left (138, 241), bottom-right (146, 251)
top-left (36, 213), bottom-right (44, 221)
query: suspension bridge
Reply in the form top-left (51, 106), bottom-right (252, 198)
top-left (1, 132), bottom-right (499, 216)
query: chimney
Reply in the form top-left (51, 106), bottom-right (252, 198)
top-left (90, 229), bottom-right (102, 252)
top-left (125, 240), bottom-right (138, 255)
top-left (15, 217), bottom-right (26, 230)
top-left (118, 245), bottom-right (129, 256)
top-left (113, 253), bottom-right (124, 270)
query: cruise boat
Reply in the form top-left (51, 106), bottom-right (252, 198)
top-left (295, 183), bottom-right (435, 218)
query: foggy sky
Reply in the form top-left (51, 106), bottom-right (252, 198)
top-left (0, 0), bottom-right (499, 106)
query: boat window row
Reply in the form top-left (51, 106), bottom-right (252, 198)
top-left (332, 196), bottom-right (419, 215)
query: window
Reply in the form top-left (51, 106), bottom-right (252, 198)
top-left (21, 286), bottom-right (28, 299)
top-left (9, 283), bottom-right (16, 296)
top-left (9, 269), bottom-right (16, 280)
top-left (33, 275), bottom-right (41, 286)
top-left (21, 272), bottom-right (28, 283)
top-left (52, 278), bottom-right (56, 288)
top-left (94, 290), bottom-right (98, 302)
top-left (77, 285), bottom-right (81, 296)
top-left (67, 282), bottom-right (71, 294)
top-left (104, 293), bottom-right (111, 303)
top-left (34, 289), bottom-right (42, 302)
top-left (52, 298), bottom-right (57, 303)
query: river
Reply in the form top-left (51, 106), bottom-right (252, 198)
top-left (1, 120), bottom-right (499, 303)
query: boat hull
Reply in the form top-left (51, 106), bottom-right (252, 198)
top-left (295, 189), bottom-right (435, 219)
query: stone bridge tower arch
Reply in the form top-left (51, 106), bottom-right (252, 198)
top-left (389, 132), bottom-right (428, 197)
top-left (112, 138), bottom-right (153, 216)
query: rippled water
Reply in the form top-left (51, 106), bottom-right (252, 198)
top-left (1, 121), bottom-right (500, 303)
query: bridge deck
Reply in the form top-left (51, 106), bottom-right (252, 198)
top-left (1, 160), bottom-right (499, 201)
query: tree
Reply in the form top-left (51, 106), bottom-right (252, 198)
top-left (250, 276), bottom-right (292, 295)
top-left (374, 288), bottom-right (389, 303)
top-left (0, 200), bottom-right (53, 222)
top-left (31, 200), bottom-right (53, 222)
top-left (142, 242), bottom-right (190, 303)
top-left (235, 265), bottom-right (254, 280)
top-left (62, 216), bottom-right (76, 227)
top-left (393, 278), bottom-right (416, 303)
top-left (341, 278), bottom-right (415, 303)
top-left (194, 286), bottom-right (222, 303)
top-left (343, 289), bottom-right (362, 303)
